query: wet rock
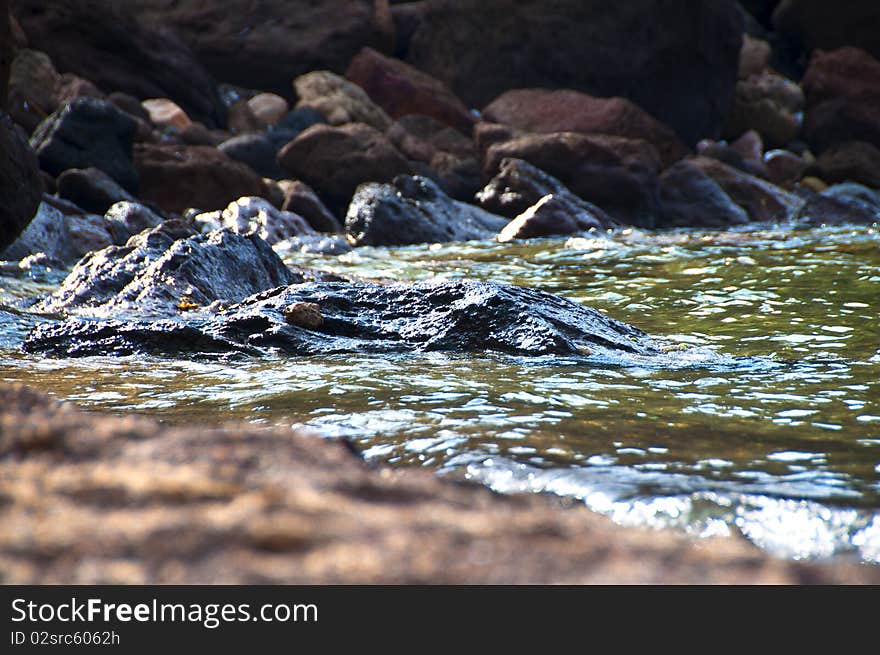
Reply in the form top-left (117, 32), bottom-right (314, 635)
top-left (723, 71), bottom-right (803, 148)
top-left (2, 202), bottom-right (74, 264)
top-left (821, 182), bottom-right (880, 217)
top-left (482, 89), bottom-right (689, 167)
top-left (801, 47), bottom-right (880, 154)
top-left (690, 156), bottom-right (803, 222)
top-left (345, 175), bottom-right (507, 246)
top-left (278, 180), bottom-right (341, 233)
top-left (32, 222), bottom-right (301, 318)
top-left (11, 0), bottom-right (226, 128)
top-left (141, 98), bottom-right (192, 132)
top-left (346, 47), bottom-right (474, 133)
top-left (246, 93), bottom-right (289, 128)
top-left (405, 0), bottom-right (743, 147)
top-left (497, 194), bottom-right (610, 243)
top-left (772, 0), bottom-right (880, 60)
top-left (0, 113), bottom-right (42, 252)
top-left (657, 159), bottom-right (750, 228)
top-left (56, 167), bottom-right (137, 215)
top-left (795, 190), bottom-right (879, 226)
top-left (30, 98), bottom-right (139, 193)
top-left (194, 197), bottom-right (317, 246)
top-left (294, 71), bottom-right (391, 131)
top-left (810, 141), bottom-right (880, 190)
top-left (277, 123), bottom-right (413, 215)
top-left (103, 201), bottom-right (164, 245)
top-left (133, 143), bottom-right (266, 214)
top-left (483, 131), bottom-right (662, 227)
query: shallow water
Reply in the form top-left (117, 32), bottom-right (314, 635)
top-left (2, 224), bottom-right (879, 562)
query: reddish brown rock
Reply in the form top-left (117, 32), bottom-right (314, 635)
top-left (346, 47), bottom-right (474, 133)
top-left (134, 144), bottom-right (266, 214)
top-left (482, 89), bottom-right (689, 167)
top-left (657, 159), bottom-right (750, 228)
top-left (277, 123), bottom-right (413, 215)
top-left (484, 131), bottom-right (662, 227)
top-left (279, 180), bottom-right (341, 233)
top-left (810, 141), bottom-right (880, 189)
top-left (764, 149), bottom-right (809, 189)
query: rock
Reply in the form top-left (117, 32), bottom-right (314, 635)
top-left (278, 180), bottom-right (341, 233)
top-left (497, 194), bottom-right (610, 243)
top-left (195, 197), bottom-right (317, 246)
top-left (723, 71), bottom-right (803, 147)
top-left (56, 167), bottom-right (137, 215)
top-left (345, 175), bottom-right (507, 246)
top-left (405, 0), bottom-right (744, 146)
top-left (29, 98), bottom-right (139, 193)
top-left (218, 133), bottom-right (286, 180)
top-left (795, 190), bottom-right (878, 226)
top-left (696, 137), bottom-right (767, 179)
top-left (54, 73), bottom-right (103, 107)
top-left (246, 93), bottom-right (289, 128)
top-left (476, 158), bottom-right (615, 228)
top-left (7, 48), bottom-right (59, 131)
top-left (801, 47), bottom-right (880, 153)
top-left (283, 301), bottom-right (323, 330)
top-left (27, 277), bottom-right (674, 362)
top-left (690, 156), bottom-right (803, 222)
top-left (764, 149), bottom-right (809, 188)
top-left (133, 143), bottom-right (266, 214)
top-left (31, 222), bottom-right (303, 318)
top-left (772, 0), bottom-right (880, 60)
top-left (2, 201), bottom-right (74, 264)
top-left (141, 98), bottom-right (192, 132)
top-left (107, 92), bottom-right (150, 123)
top-left (65, 213), bottom-right (114, 258)
top-left (11, 0), bottom-right (226, 128)
top-left (345, 47), bottom-right (474, 133)
top-left (739, 34), bottom-right (772, 79)
top-left (821, 182), bottom-right (880, 215)
top-left (0, 113), bottom-right (42, 252)
top-left (0, 2), bottom-right (9, 109)
top-left (103, 201), bottom-right (164, 245)
top-left (387, 114), bottom-right (481, 200)
top-left (482, 89), bottom-right (689, 167)
top-left (179, 122), bottom-right (228, 147)
top-left (293, 71), bottom-right (392, 131)
top-left (483, 131), bottom-right (662, 227)
top-left (657, 159), bottom-right (750, 228)
top-left (277, 123), bottom-right (413, 215)
top-left (269, 107), bottom-right (327, 144)
top-left (810, 141), bottom-right (880, 189)
top-left (225, 99), bottom-right (263, 135)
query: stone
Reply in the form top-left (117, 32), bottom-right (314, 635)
top-left (103, 201), bottom-right (164, 245)
top-left (2, 201), bottom-right (74, 264)
top-left (133, 143), bottom-right (266, 214)
top-left (739, 34), bottom-right (771, 79)
top-left (810, 141), bottom-right (880, 189)
top-left (821, 182), bottom-right (880, 216)
top-left (723, 71), bottom-right (804, 147)
top-left (107, 92), bottom-right (150, 122)
top-left (56, 167), bottom-right (137, 215)
top-left (65, 213), bottom-right (114, 258)
top-left (345, 175), bottom-right (507, 246)
top-left (277, 123), bottom-right (413, 215)
top-left (278, 180), bottom-right (341, 233)
top-left (497, 194), bottom-right (610, 243)
top-left (199, 197), bottom-right (317, 245)
top-left (246, 93), bottom-right (289, 128)
top-left (482, 89), bottom-right (689, 167)
top-left (7, 48), bottom-right (59, 131)
top-left (772, 0), bottom-right (880, 60)
top-left (29, 98), bottom-right (139, 193)
top-left (283, 302), bottom-right (323, 330)
top-left (141, 98), bottom-right (193, 132)
top-left (795, 190), bottom-right (878, 226)
top-left (225, 100), bottom-right (263, 135)
top-left (0, 2), bottom-right (9, 109)
top-left (483, 131), bottom-right (662, 227)
top-left (11, 0), bottom-right (226, 128)
top-left (405, 0), bottom-right (744, 146)
top-left (218, 133), bottom-right (286, 180)
top-left (0, 113), bottom-right (42, 252)
top-left (657, 159), bottom-right (750, 228)
top-left (293, 71), bottom-right (391, 131)
top-left (696, 138), bottom-right (767, 179)
top-left (764, 149), bottom-right (809, 189)
top-left (345, 47), bottom-right (474, 133)
top-left (179, 122), bottom-right (228, 147)
top-left (54, 73), bottom-right (103, 107)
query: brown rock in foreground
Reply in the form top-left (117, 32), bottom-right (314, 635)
top-left (1, 384), bottom-right (877, 584)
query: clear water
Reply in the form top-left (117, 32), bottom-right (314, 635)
top-left (2, 224), bottom-right (879, 562)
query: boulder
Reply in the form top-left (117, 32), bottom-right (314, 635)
top-left (103, 201), bottom-right (164, 245)
top-left (405, 0), bottom-right (744, 146)
top-left (7, 48), bottom-right (59, 131)
top-left (657, 159), bottom-right (750, 228)
top-left (277, 123), bottom-right (413, 215)
top-left (723, 71), bottom-right (803, 147)
top-left (821, 182), bottom-right (880, 216)
top-left (482, 89), bottom-right (689, 167)
top-left (194, 197), bottom-right (317, 245)
top-left (346, 47), bottom-right (474, 133)
top-left (772, 0), bottom-right (880, 59)
top-left (133, 143), bottom-right (266, 214)
top-left (141, 98), bottom-right (192, 132)
top-left (810, 141), bottom-right (880, 189)
top-left (2, 201), bottom-right (74, 264)
top-left (345, 175), bottom-right (507, 246)
top-left (218, 133), bottom-right (287, 180)
top-left (246, 93), bottom-right (288, 128)
top-left (11, 0), bottom-right (226, 128)
top-left (29, 98), bottom-right (139, 193)
top-left (65, 213), bottom-right (114, 258)
top-left (795, 189), bottom-right (879, 226)
top-left (0, 113), bottom-right (42, 252)
top-left (54, 73), bottom-right (104, 107)
top-left (56, 167), bottom-right (137, 215)
top-left (278, 180), bottom-right (342, 233)
top-left (764, 149), bottom-right (809, 189)
top-left (0, 1), bottom-right (9, 109)
top-left (497, 195), bottom-right (610, 243)
top-left (738, 34), bottom-right (772, 79)
top-left (483, 131), bottom-right (662, 227)
top-left (293, 71), bottom-right (391, 131)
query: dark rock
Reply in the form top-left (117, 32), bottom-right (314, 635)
top-left (65, 213), bottom-right (114, 258)
top-left (269, 108), bottom-right (327, 144)
top-left (346, 47), bottom-right (474, 133)
top-left (497, 195), bottom-right (610, 243)
top-left (821, 182), bottom-right (880, 215)
top-left (0, 113), bottom-right (42, 252)
top-left (657, 159), bottom-right (750, 228)
top-left (764, 149), bottom-right (809, 189)
top-left (405, 0), bottom-right (744, 146)
top-left (482, 89), bottom-right (689, 167)
top-left (277, 123), bottom-right (414, 215)
top-left (56, 167), bottom-right (136, 215)
top-left (193, 197), bottom-right (317, 246)
top-left (133, 143), bottom-right (266, 214)
top-left (810, 141), bottom-right (880, 190)
top-left (30, 98), bottom-right (139, 193)
top-left (11, 0), bottom-right (226, 128)
top-left (772, 0), bottom-right (880, 60)
top-left (279, 181), bottom-right (342, 233)
top-left (179, 122), bottom-right (228, 147)
top-left (483, 131), bottom-right (662, 227)
top-left (738, 34), bottom-right (772, 79)
top-left (107, 91), bottom-right (151, 123)
top-left (7, 48), bottom-right (59, 131)
top-left (54, 73), bottom-right (104, 107)
top-left (795, 185), bottom-right (879, 226)
top-left (26, 278), bottom-right (671, 362)
top-left (2, 202), bottom-right (74, 264)
top-left (696, 133), bottom-right (768, 179)
top-left (218, 133), bottom-right (286, 180)
top-left (103, 201), bottom-right (164, 245)
top-left (0, 1), bottom-right (10, 109)
top-left (723, 71), bottom-right (803, 148)
top-left (345, 175), bottom-right (507, 246)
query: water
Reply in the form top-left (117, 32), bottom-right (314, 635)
top-left (2, 223), bottom-right (879, 562)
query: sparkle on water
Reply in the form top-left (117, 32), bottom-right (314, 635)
top-left (2, 223), bottom-right (879, 562)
